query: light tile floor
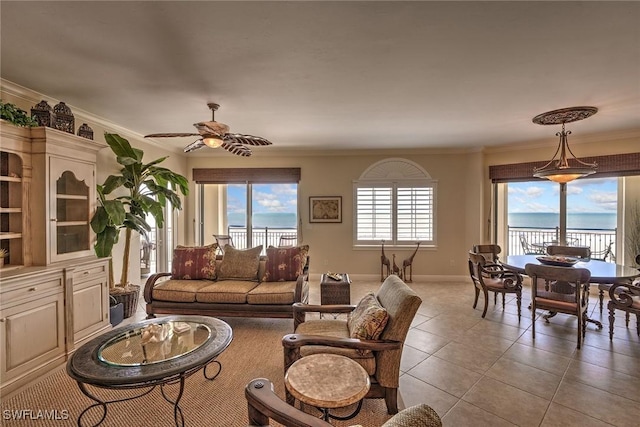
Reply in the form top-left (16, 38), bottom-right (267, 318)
top-left (130, 276), bottom-right (639, 427)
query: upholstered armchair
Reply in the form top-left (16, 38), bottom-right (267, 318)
top-left (468, 251), bottom-right (523, 319)
top-left (282, 275), bottom-right (421, 415)
top-left (607, 279), bottom-right (640, 339)
top-left (246, 378), bottom-right (442, 427)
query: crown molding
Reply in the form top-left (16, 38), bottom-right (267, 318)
top-left (0, 78), bottom-right (183, 154)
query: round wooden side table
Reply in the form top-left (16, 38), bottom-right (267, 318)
top-left (284, 353), bottom-right (370, 422)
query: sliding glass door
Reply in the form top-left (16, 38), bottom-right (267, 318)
top-left (199, 182), bottom-right (298, 251)
top-left (503, 177), bottom-right (618, 258)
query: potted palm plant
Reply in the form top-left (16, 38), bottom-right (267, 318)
top-left (91, 133), bottom-right (189, 317)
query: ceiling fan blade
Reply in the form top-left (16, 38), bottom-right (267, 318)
top-left (183, 139), bottom-right (206, 153)
top-left (145, 132), bottom-right (200, 138)
top-left (221, 141), bottom-right (252, 157)
top-left (223, 133), bottom-right (273, 146)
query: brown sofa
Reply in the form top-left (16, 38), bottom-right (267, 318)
top-left (144, 255), bottom-right (309, 319)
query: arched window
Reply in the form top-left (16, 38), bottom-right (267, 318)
top-left (353, 158), bottom-right (437, 246)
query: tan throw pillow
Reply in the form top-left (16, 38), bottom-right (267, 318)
top-left (171, 244), bottom-right (217, 280)
top-left (264, 245), bottom-right (309, 282)
top-left (348, 293), bottom-right (389, 354)
top-left (217, 245), bottom-right (263, 281)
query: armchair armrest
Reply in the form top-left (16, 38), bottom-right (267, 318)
top-left (486, 264), bottom-right (523, 289)
top-left (292, 302), bottom-right (357, 314)
top-left (246, 378), bottom-right (330, 427)
top-left (143, 272), bottom-right (172, 303)
top-left (292, 302), bottom-right (357, 330)
top-left (608, 281), bottom-right (640, 308)
top-left (282, 333), bottom-right (402, 352)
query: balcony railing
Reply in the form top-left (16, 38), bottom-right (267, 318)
top-left (227, 226), bottom-right (298, 253)
top-left (508, 226), bottom-right (616, 261)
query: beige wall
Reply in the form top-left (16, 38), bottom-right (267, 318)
top-left (3, 82), bottom-right (638, 281)
top-left (188, 149), bottom-right (487, 278)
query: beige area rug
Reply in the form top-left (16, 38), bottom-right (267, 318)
top-left (1, 317), bottom-right (392, 427)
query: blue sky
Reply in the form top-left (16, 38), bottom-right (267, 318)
top-left (508, 177), bottom-right (617, 213)
top-left (227, 184), bottom-right (298, 215)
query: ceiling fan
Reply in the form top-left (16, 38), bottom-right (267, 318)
top-left (144, 103), bottom-right (273, 156)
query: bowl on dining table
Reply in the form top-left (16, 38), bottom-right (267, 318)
top-left (536, 256), bottom-right (579, 267)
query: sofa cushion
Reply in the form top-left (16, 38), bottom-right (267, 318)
top-left (247, 281), bottom-right (297, 305)
top-left (152, 279), bottom-right (213, 302)
top-left (347, 292), bottom-right (389, 355)
top-left (218, 245), bottom-right (263, 281)
top-left (264, 245), bottom-right (309, 282)
top-left (296, 319), bottom-right (376, 375)
top-left (171, 244), bottom-right (217, 280)
top-left (196, 280), bottom-right (260, 304)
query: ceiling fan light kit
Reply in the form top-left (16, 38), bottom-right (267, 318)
top-left (144, 102), bottom-right (272, 156)
top-left (532, 106), bottom-right (598, 184)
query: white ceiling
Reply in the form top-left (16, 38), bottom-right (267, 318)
top-left (2, 1), bottom-right (639, 155)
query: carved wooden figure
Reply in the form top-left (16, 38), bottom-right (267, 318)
top-left (402, 242), bottom-right (421, 283)
top-left (380, 240), bottom-right (391, 281)
top-left (392, 254), bottom-right (402, 279)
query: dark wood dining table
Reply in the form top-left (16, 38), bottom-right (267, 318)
top-left (501, 255), bottom-right (640, 329)
top-left (502, 255), bottom-right (640, 284)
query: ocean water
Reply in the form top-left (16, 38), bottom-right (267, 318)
top-left (509, 212), bottom-right (616, 230)
top-left (228, 212), bottom-right (297, 228)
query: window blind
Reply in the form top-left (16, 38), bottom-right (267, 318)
top-left (193, 168), bottom-right (301, 184)
top-left (489, 152), bottom-right (640, 183)
top-left (356, 186), bottom-right (392, 240)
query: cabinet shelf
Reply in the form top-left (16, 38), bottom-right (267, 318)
top-left (0, 231), bottom-right (22, 239)
top-left (56, 221), bottom-right (89, 227)
top-left (56, 194), bottom-right (89, 200)
top-left (0, 176), bottom-right (22, 183)
top-left (0, 207), bottom-right (22, 213)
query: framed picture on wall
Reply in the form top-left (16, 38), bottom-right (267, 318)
top-left (309, 196), bottom-right (342, 223)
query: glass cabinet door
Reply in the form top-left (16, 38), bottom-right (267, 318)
top-left (50, 157), bottom-right (94, 262)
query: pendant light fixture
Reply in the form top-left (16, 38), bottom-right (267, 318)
top-left (532, 106), bottom-right (598, 184)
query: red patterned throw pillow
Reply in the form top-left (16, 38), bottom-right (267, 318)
top-left (171, 244), bottom-right (217, 280)
top-left (264, 245), bottom-right (309, 282)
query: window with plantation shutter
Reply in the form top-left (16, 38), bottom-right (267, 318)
top-left (354, 159), bottom-right (436, 246)
top-left (356, 186), bottom-right (392, 241)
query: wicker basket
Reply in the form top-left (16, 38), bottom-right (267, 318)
top-left (110, 285), bottom-right (140, 318)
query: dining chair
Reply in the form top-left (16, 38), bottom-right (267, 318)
top-left (212, 234), bottom-right (234, 254)
top-left (607, 277), bottom-right (640, 340)
top-left (468, 251), bottom-right (522, 319)
top-left (278, 234), bottom-right (298, 247)
top-left (472, 244), bottom-right (501, 263)
top-left (545, 245), bottom-right (591, 259)
top-left (519, 234), bottom-right (544, 255)
top-left (525, 263), bottom-right (591, 349)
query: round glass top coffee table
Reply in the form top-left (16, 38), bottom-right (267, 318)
top-left (285, 353), bottom-right (370, 422)
top-left (67, 315), bottom-right (232, 427)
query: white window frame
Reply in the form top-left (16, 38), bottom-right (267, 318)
top-left (353, 158), bottom-right (437, 247)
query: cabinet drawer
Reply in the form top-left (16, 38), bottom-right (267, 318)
top-left (73, 262), bottom-right (107, 284)
top-left (1, 276), bottom-right (63, 306)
